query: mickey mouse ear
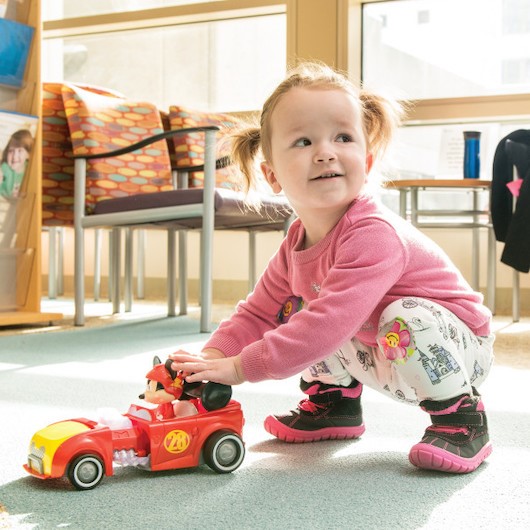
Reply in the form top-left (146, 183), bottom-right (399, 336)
top-left (201, 383), bottom-right (232, 411)
top-left (164, 358), bottom-right (178, 379)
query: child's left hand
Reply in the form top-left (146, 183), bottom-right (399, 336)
top-left (170, 351), bottom-right (245, 386)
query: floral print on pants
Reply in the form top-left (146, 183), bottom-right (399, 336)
top-left (302, 297), bottom-right (494, 405)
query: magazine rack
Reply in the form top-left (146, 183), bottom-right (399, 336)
top-left (0, 0), bottom-right (61, 325)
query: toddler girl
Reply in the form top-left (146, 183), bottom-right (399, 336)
top-left (171, 62), bottom-right (494, 474)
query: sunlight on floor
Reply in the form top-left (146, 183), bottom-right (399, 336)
top-left (0, 510), bottom-right (35, 530)
top-left (493, 318), bottom-right (530, 335)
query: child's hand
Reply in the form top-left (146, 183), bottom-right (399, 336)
top-left (170, 351), bottom-right (245, 386)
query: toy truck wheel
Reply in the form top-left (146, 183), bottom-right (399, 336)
top-left (67, 455), bottom-right (105, 490)
top-left (204, 430), bottom-right (245, 473)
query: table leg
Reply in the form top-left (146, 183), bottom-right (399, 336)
top-left (471, 190), bottom-right (479, 291)
top-left (399, 189), bottom-right (407, 218)
top-left (486, 226), bottom-right (496, 314)
top-left (411, 189), bottom-right (418, 225)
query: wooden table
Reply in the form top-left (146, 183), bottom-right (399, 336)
top-left (384, 179), bottom-right (496, 312)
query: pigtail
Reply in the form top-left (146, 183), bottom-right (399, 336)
top-left (230, 126), bottom-right (263, 193)
top-left (359, 91), bottom-right (407, 160)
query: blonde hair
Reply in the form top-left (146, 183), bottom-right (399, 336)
top-left (231, 62), bottom-right (405, 193)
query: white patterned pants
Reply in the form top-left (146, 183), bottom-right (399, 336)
top-left (302, 298), bottom-right (494, 405)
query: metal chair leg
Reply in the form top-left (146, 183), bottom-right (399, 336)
top-left (111, 227), bottom-right (121, 314)
top-left (57, 227), bottom-right (64, 296)
top-left (486, 226), bottom-right (496, 314)
top-left (167, 228), bottom-right (177, 317)
top-left (94, 228), bottom-right (102, 301)
top-left (178, 230), bottom-right (188, 315)
top-left (48, 227), bottom-right (57, 299)
top-left (74, 159), bottom-right (86, 326)
top-left (124, 228), bottom-right (133, 312)
top-left (199, 130), bottom-right (215, 333)
top-left (249, 230), bottom-right (257, 292)
top-left (137, 229), bottom-right (145, 299)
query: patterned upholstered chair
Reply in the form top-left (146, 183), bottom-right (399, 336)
top-left (161, 105), bottom-right (292, 314)
top-left (42, 82), bottom-right (130, 300)
top-left (56, 83), bottom-right (178, 325)
top-left (168, 105), bottom-right (241, 189)
top-left (83, 104), bottom-right (293, 331)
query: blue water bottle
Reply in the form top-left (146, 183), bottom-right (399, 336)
top-left (463, 131), bottom-right (481, 179)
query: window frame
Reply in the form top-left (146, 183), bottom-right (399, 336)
top-left (42, 0), bottom-right (286, 37)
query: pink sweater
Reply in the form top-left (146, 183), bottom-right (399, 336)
top-left (204, 194), bottom-right (492, 383)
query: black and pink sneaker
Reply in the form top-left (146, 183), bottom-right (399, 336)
top-left (264, 379), bottom-right (365, 443)
top-left (409, 388), bottom-right (492, 473)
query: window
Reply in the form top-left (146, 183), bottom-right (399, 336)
top-left (362, 0), bottom-right (530, 100)
top-left (42, 1), bottom-right (286, 112)
top-left (502, 0), bottom-right (530, 35)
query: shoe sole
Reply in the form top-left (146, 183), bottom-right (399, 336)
top-left (409, 441), bottom-right (492, 473)
top-left (264, 415), bottom-right (365, 443)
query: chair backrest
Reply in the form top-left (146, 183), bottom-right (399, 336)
top-left (168, 105), bottom-right (241, 190)
top-left (42, 82), bottom-right (173, 225)
top-left (42, 82), bottom-right (126, 226)
top-left (64, 84), bottom-right (173, 214)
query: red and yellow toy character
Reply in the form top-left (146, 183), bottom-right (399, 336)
top-left (140, 357), bottom-right (199, 420)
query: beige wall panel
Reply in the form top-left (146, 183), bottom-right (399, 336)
top-left (288, 0), bottom-right (341, 67)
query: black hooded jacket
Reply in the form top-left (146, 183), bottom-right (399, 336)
top-left (491, 129), bottom-right (530, 273)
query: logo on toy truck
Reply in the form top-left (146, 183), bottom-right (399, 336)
top-left (24, 401), bottom-right (245, 490)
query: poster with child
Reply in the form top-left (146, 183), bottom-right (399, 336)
top-left (0, 109), bottom-right (37, 200)
top-left (0, 110), bottom-right (38, 251)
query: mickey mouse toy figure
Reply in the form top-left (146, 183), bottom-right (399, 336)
top-left (139, 356), bottom-right (232, 420)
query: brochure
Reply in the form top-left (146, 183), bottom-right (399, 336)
top-left (0, 109), bottom-right (37, 251)
top-left (0, 109), bottom-right (37, 199)
top-left (0, 17), bottom-right (35, 88)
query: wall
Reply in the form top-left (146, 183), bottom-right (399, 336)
top-left (41, 223), bottom-right (530, 315)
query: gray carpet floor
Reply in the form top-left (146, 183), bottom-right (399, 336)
top-left (1, 312), bottom-right (529, 529)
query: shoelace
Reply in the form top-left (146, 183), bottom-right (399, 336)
top-left (428, 424), bottom-right (469, 435)
top-left (298, 399), bottom-right (325, 413)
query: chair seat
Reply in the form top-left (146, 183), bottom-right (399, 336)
top-left (93, 188), bottom-right (293, 231)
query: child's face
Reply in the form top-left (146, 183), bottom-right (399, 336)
top-left (7, 145), bottom-right (29, 174)
top-left (261, 87), bottom-right (372, 221)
